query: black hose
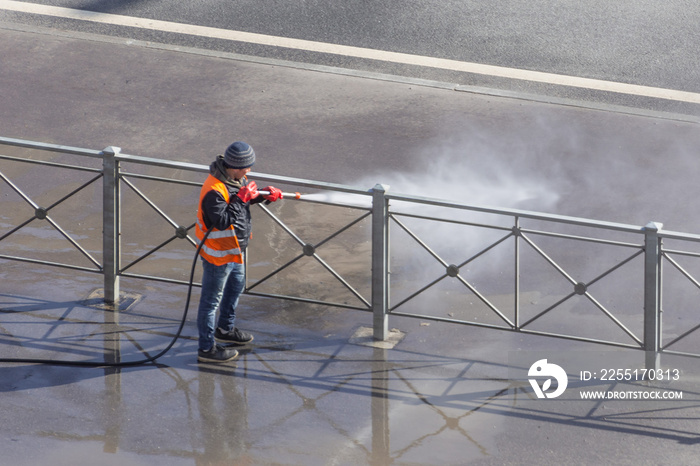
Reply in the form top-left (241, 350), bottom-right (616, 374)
top-left (0, 230), bottom-right (210, 367)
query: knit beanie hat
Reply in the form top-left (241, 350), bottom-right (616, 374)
top-left (223, 141), bottom-right (256, 169)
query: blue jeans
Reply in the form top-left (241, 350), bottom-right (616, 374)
top-left (197, 258), bottom-right (245, 351)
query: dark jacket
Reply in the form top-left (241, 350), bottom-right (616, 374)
top-left (199, 177), bottom-right (264, 251)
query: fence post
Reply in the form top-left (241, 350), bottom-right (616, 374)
top-left (643, 221), bottom-right (662, 371)
top-left (371, 184), bottom-right (390, 341)
top-left (103, 146), bottom-right (121, 304)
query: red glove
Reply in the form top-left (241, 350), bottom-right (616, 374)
top-left (236, 181), bottom-right (260, 203)
top-left (262, 186), bottom-right (283, 202)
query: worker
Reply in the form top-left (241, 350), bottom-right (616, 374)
top-left (195, 141), bottom-right (282, 363)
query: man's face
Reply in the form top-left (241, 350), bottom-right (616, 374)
top-left (226, 166), bottom-right (251, 180)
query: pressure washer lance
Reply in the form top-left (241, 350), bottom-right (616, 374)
top-left (259, 190), bottom-right (302, 199)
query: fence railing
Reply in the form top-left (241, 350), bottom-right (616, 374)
top-left (3, 136), bottom-right (700, 370)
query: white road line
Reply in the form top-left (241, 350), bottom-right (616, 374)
top-left (2, 0), bottom-right (700, 105)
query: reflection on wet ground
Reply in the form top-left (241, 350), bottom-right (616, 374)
top-left (2, 270), bottom-right (700, 465)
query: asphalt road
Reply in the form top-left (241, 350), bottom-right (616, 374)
top-left (2, 5), bottom-right (700, 231)
top-left (2, 0), bottom-right (700, 116)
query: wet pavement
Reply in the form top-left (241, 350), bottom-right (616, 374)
top-left (3, 266), bottom-right (700, 466)
top-left (3, 20), bottom-right (700, 466)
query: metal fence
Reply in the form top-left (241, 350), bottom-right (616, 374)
top-left (3, 136), bottom-right (700, 370)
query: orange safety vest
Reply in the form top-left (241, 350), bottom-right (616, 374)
top-left (195, 175), bottom-right (244, 265)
